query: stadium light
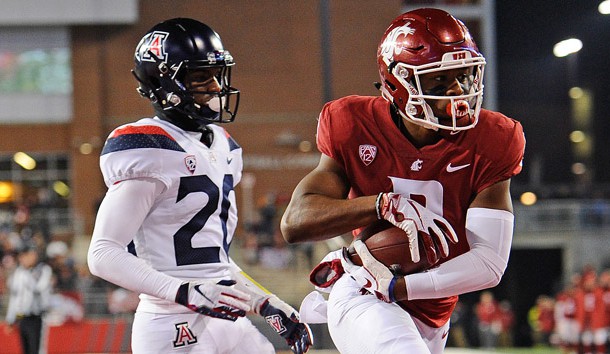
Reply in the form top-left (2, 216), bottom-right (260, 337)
top-left (553, 38), bottom-right (582, 58)
top-left (599, 0), bottom-right (610, 14)
top-left (520, 192), bottom-right (538, 206)
top-left (53, 181), bottom-right (71, 198)
top-left (13, 152), bottom-right (36, 170)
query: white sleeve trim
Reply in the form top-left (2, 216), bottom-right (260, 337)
top-left (87, 178), bottom-right (182, 302)
top-left (405, 207), bottom-right (514, 299)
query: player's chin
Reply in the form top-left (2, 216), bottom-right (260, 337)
top-left (195, 96), bottom-right (213, 106)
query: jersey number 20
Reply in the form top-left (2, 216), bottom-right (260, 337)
top-left (174, 174), bottom-right (233, 266)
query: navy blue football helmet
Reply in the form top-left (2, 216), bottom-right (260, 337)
top-left (133, 18), bottom-right (239, 129)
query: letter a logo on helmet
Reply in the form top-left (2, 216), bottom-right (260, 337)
top-left (137, 31), bottom-right (169, 63)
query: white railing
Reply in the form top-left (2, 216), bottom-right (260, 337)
top-left (514, 199), bottom-right (610, 232)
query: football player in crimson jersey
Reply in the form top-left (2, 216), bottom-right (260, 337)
top-left (554, 274), bottom-right (581, 354)
top-left (281, 8), bottom-right (525, 354)
top-left (87, 18), bottom-right (312, 354)
top-left (575, 271), bottom-right (607, 354)
top-left (601, 270), bottom-right (610, 352)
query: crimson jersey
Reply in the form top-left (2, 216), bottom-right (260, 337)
top-left (604, 288), bottom-right (610, 326)
top-left (316, 95), bottom-right (525, 327)
top-left (575, 288), bottom-right (607, 330)
top-left (556, 291), bottom-right (577, 319)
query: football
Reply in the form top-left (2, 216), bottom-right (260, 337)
top-left (347, 220), bottom-right (435, 275)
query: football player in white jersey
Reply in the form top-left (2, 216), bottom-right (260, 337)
top-left (87, 18), bottom-right (312, 354)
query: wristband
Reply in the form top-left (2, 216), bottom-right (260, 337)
top-left (388, 276), bottom-right (398, 303)
top-left (175, 282), bottom-right (189, 306)
top-left (375, 193), bottom-right (384, 220)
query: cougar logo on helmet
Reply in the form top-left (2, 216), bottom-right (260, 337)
top-left (379, 23), bottom-right (415, 65)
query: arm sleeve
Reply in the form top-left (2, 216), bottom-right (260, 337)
top-left (405, 208), bottom-right (514, 299)
top-left (87, 178), bottom-right (182, 302)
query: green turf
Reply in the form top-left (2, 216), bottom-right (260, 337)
top-left (493, 346), bottom-right (561, 354)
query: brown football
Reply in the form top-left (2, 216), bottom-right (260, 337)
top-left (347, 220), bottom-right (435, 276)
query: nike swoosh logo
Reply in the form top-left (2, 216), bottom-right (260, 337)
top-left (194, 284), bottom-right (213, 303)
top-left (227, 157), bottom-right (233, 164)
top-left (442, 330), bottom-right (449, 339)
top-left (446, 163), bottom-right (470, 173)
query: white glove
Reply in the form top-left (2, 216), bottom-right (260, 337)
top-left (230, 271), bottom-right (313, 354)
top-left (340, 241), bottom-right (398, 303)
top-left (175, 280), bottom-right (251, 321)
top-left (376, 192), bottom-right (458, 264)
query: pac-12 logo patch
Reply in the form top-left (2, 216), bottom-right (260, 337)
top-left (173, 322), bottom-right (197, 348)
top-left (136, 31), bottom-right (169, 63)
top-left (359, 144), bottom-right (377, 166)
top-left (185, 155), bottom-right (197, 174)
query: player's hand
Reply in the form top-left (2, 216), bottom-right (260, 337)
top-left (258, 295), bottom-right (314, 354)
top-left (175, 280), bottom-right (251, 321)
top-left (340, 242), bottom-right (398, 303)
top-left (376, 192), bottom-right (458, 264)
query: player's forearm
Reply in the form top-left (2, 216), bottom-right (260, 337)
top-left (87, 178), bottom-right (181, 301)
top-left (281, 194), bottom-right (378, 243)
top-left (88, 238), bottom-right (182, 301)
top-left (395, 208), bottom-right (514, 300)
top-left (399, 248), bottom-right (505, 300)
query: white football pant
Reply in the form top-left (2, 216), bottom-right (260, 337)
top-left (327, 274), bottom-right (449, 354)
top-left (131, 311), bottom-right (274, 354)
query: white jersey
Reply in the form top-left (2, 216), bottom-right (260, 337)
top-left (99, 117), bottom-right (242, 311)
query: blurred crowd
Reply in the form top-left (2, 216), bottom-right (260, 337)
top-left (462, 266), bottom-right (610, 354)
top-left (444, 291), bottom-right (517, 350)
top-left (240, 192), bottom-right (315, 270)
top-left (448, 266), bottom-right (610, 354)
top-left (546, 267), bottom-right (610, 354)
top-left (0, 201), bottom-right (139, 328)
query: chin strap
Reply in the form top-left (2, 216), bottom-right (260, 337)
top-left (154, 107), bottom-right (214, 144)
top-left (199, 126), bottom-right (214, 147)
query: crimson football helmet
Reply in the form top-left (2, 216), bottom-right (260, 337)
top-left (132, 18), bottom-right (239, 128)
top-left (377, 8), bottom-right (485, 131)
